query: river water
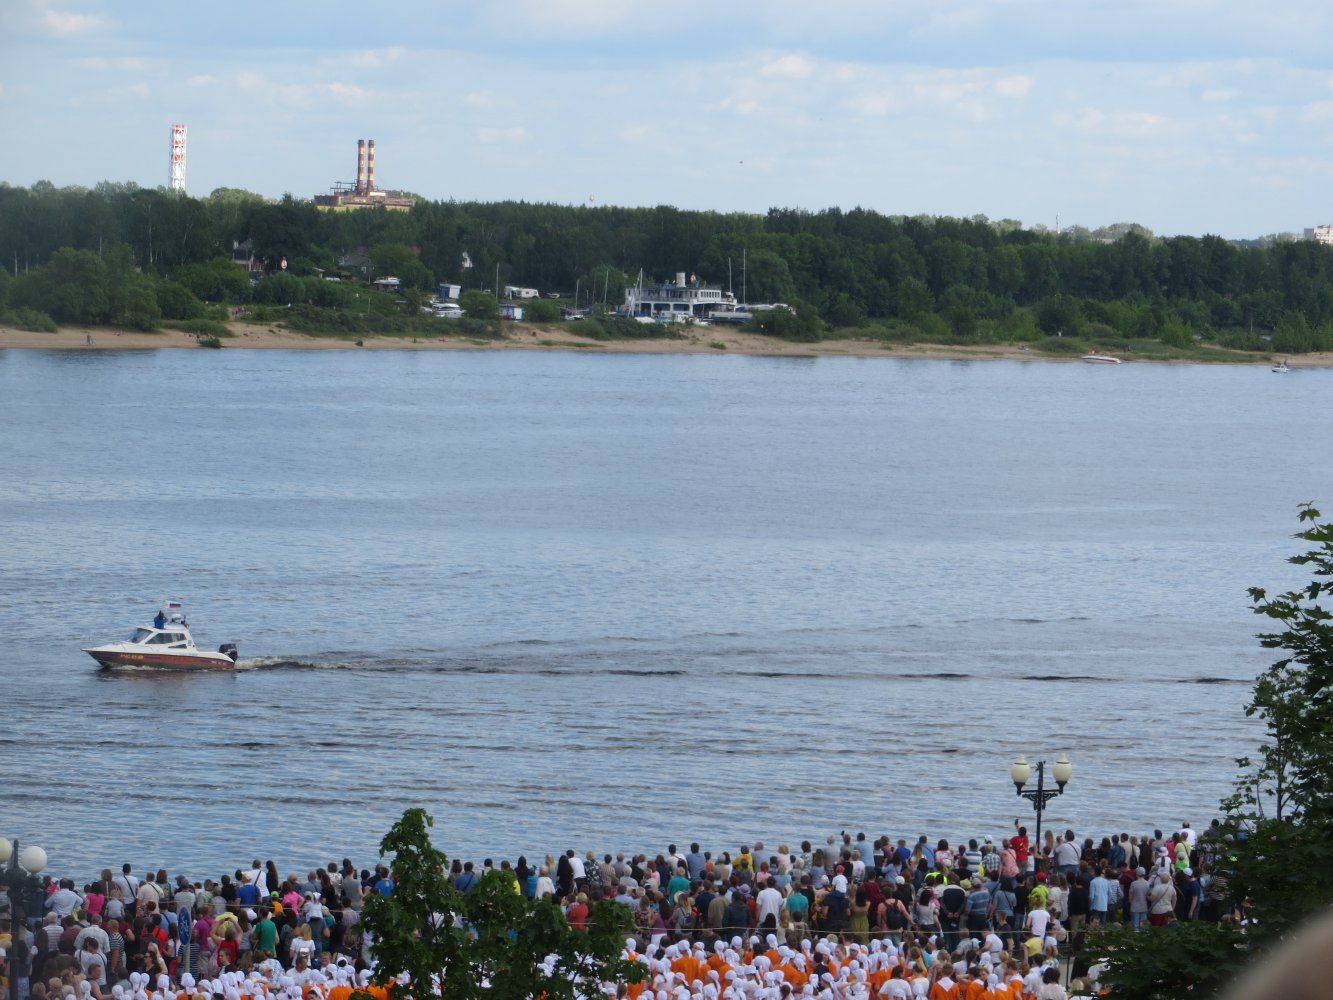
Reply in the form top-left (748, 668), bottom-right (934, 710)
top-left (0, 346), bottom-right (1325, 880)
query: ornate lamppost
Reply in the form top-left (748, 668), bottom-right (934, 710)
top-left (1, 837), bottom-right (47, 1000)
top-left (1010, 755), bottom-right (1073, 855)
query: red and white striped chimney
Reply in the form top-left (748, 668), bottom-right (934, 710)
top-left (366, 139), bottom-right (376, 193)
top-left (356, 139), bottom-right (366, 194)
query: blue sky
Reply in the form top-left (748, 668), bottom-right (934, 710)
top-left (5, 0), bottom-right (1333, 238)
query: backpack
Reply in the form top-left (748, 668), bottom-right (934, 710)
top-left (885, 901), bottom-right (908, 930)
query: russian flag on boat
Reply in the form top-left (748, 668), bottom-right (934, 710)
top-left (166, 601), bottom-right (182, 609)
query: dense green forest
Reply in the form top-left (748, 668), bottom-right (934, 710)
top-left (3, 179), bottom-right (1333, 353)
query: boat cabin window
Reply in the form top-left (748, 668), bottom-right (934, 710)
top-left (130, 628), bottom-right (153, 642)
top-left (146, 632), bottom-right (187, 645)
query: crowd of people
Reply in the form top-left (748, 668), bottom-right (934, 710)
top-left (0, 818), bottom-right (1244, 1000)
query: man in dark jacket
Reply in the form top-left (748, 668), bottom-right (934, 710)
top-left (939, 876), bottom-right (968, 950)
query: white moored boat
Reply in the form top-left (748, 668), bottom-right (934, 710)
top-left (1272, 359), bottom-right (1290, 373)
top-left (84, 604), bottom-right (238, 671)
top-left (1081, 351), bottom-right (1122, 364)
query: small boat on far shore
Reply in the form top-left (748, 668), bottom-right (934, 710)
top-left (1272, 359), bottom-right (1290, 373)
top-left (84, 603), bottom-right (238, 671)
top-left (1081, 351), bottom-right (1122, 364)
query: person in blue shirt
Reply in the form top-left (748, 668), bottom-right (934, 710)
top-left (236, 874), bottom-right (260, 908)
top-left (1089, 869), bottom-right (1111, 925)
top-left (685, 843), bottom-right (707, 881)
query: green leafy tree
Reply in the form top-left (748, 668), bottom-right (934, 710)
top-left (115, 276), bottom-right (162, 330)
top-left (358, 809), bottom-right (643, 1000)
top-left (156, 281), bottom-right (206, 320)
top-left (1222, 504), bottom-right (1333, 945)
top-left (742, 249), bottom-right (796, 304)
top-left (582, 266), bottom-right (627, 310)
top-left (1271, 311), bottom-right (1314, 353)
top-left (176, 257), bottom-right (251, 303)
top-left (1159, 319), bottom-right (1194, 348)
top-left (370, 243), bottom-right (435, 292)
top-left (1088, 922), bottom-right (1243, 1000)
top-left (1034, 294), bottom-right (1083, 336)
top-left (102, 243), bottom-right (161, 330)
top-left (458, 290), bottom-right (499, 321)
top-left (1236, 504), bottom-right (1333, 823)
top-left (23, 247), bottom-right (110, 323)
top-left (747, 300), bottom-right (822, 342)
top-left (894, 277), bottom-right (933, 321)
top-left (525, 299), bottom-right (560, 323)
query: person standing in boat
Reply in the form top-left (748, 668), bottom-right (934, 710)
top-left (153, 609), bottom-right (166, 629)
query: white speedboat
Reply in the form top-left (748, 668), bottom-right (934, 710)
top-left (1272, 360), bottom-right (1290, 373)
top-left (84, 604), bottom-right (238, 671)
top-left (1081, 352), bottom-right (1122, 364)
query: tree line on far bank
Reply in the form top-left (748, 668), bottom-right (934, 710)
top-left (3, 179), bottom-right (1333, 353)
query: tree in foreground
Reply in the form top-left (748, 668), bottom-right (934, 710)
top-left (1089, 504), bottom-right (1333, 997)
top-left (1089, 921), bottom-right (1242, 1000)
top-left (1227, 502), bottom-right (1333, 943)
top-left (357, 808), bottom-right (643, 1000)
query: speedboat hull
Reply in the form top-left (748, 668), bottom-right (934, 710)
top-left (84, 645), bottom-right (237, 670)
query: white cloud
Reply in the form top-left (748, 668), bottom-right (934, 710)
top-left (1300, 100), bottom-right (1333, 123)
top-left (126, 83), bottom-right (149, 98)
top-left (29, 0), bottom-right (103, 36)
top-left (995, 75), bottom-right (1033, 99)
top-left (325, 82), bottom-right (372, 104)
top-left (347, 47), bottom-right (405, 69)
top-left (719, 95), bottom-right (760, 115)
top-left (187, 75), bottom-right (221, 88)
top-left (461, 91), bottom-right (498, 108)
top-left (761, 54), bottom-right (815, 80)
top-left (1052, 108), bottom-right (1178, 138)
top-left (619, 125), bottom-right (649, 142)
top-left (853, 92), bottom-right (895, 117)
top-left (1201, 88), bottom-right (1237, 102)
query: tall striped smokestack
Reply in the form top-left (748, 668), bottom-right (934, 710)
top-left (367, 139), bottom-right (376, 193)
top-left (356, 139), bottom-right (366, 194)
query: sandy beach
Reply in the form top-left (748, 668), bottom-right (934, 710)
top-left (1, 321), bottom-right (1325, 365)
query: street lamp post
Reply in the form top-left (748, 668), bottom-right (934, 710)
top-left (1010, 755), bottom-right (1073, 857)
top-left (1, 837), bottom-right (47, 1000)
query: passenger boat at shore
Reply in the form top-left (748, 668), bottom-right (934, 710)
top-left (1081, 351), bottom-right (1122, 364)
top-left (84, 603), bottom-right (238, 671)
top-left (1272, 359), bottom-right (1290, 373)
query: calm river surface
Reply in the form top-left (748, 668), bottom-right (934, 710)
top-left (1, 347), bottom-right (1326, 880)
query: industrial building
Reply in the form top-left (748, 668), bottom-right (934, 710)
top-left (314, 139), bottom-right (416, 212)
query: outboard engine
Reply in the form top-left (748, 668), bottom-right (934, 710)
top-left (219, 643), bottom-right (239, 662)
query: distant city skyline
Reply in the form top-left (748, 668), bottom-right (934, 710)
top-left (5, 0), bottom-right (1333, 239)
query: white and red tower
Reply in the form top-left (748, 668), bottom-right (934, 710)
top-left (169, 124), bottom-right (187, 192)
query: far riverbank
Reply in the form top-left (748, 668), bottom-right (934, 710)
top-left (2, 322), bottom-right (1327, 366)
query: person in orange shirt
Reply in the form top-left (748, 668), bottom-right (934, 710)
top-left (705, 942), bottom-right (732, 981)
top-left (779, 956), bottom-right (808, 989)
top-left (929, 970), bottom-right (961, 1000)
top-left (623, 939), bottom-right (647, 1000)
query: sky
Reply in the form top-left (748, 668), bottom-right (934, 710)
top-left (4, 0), bottom-right (1333, 238)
